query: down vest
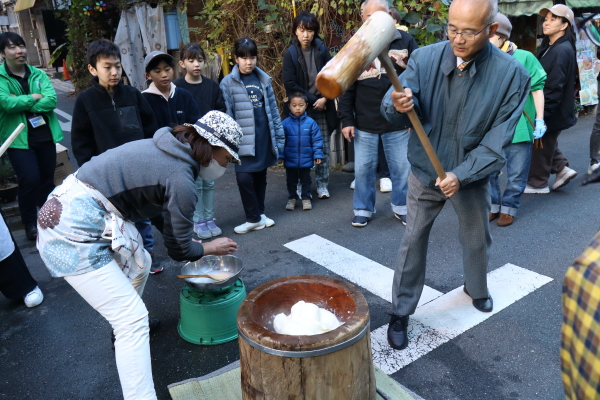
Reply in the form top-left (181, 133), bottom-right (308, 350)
top-left (279, 113), bottom-right (324, 168)
top-left (220, 65), bottom-right (284, 158)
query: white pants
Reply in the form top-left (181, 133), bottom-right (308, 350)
top-left (65, 261), bottom-right (156, 400)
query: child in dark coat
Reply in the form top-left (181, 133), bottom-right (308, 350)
top-left (71, 39), bottom-right (158, 167)
top-left (278, 91), bottom-right (323, 211)
top-left (142, 51), bottom-right (200, 129)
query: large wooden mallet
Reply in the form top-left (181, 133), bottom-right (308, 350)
top-left (316, 11), bottom-right (446, 180)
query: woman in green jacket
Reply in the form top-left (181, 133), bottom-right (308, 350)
top-left (0, 32), bottom-right (63, 240)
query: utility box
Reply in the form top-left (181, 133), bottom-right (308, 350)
top-left (54, 143), bottom-right (73, 186)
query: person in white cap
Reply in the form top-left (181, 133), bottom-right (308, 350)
top-left (488, 13), bottom-right (547, 227)
top-left (36, 111), bottom-right (241, 400)
top-left (525, 4), bottom-right (578, 194)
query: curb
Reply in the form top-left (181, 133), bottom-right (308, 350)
top-left (50, 78), bottom-right (75, 93)
top-left (1, 200), bottom-right (22, 231)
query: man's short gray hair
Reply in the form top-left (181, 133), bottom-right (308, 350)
top-left (364, 0), bottom-right (389, 13)
top-left (485, 0), bottom-right (498, 25)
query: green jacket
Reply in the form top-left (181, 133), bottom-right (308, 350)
top-left (512, 49), bottom-right (547, 143)
top-left (0, 63), bottom-right (63, 149)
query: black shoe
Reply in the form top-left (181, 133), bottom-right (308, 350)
top-left (463, 285), bottom-right (493, 312)
top-left (149, 318), bottom-right (161, 332)
top-left (387, 314), bottom-right (409, 350)
top-left (25, 222), bottom-right (37, 240)
top-left (149, 259), bottom-right (163, 274)
top-left (394, 213), bottom-right (407, 226)
top-left (351, 216), bottom-right (370, 227)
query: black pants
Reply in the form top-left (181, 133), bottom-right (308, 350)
top-left (7, 141), bottom-right (56, 224)
top-left (528, 129), bottom-right (568, 188)
top-left (286, 167), bottom-right (311, 200)
top-left (377, 136), bottom-right (390, 179)
top-left (236, 169), bottom-right (267, 223)
top-left (0, 232), bottom-right (37, 299)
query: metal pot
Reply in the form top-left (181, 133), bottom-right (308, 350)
top-left (181, 255), bottom-right (243, 292)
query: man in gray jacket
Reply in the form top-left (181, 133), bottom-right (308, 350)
top-left (381, 0), bottom-right (530, 350)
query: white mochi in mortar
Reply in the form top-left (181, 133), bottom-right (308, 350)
top-left (273, 300), bottom-right (342, 335)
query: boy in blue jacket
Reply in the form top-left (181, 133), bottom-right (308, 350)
top-left (279, 91), bottom-right (323, 211)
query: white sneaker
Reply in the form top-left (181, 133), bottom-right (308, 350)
top-left (524, 184), bottom-right (550, 194)
top-left (24, 286), bottom-right (43, 308)
top-left (261, 214), bottom-right (275, 227)
top-left (588, 162), bottom-right (600, 175)
top-left (317, 187), bottom-right (330, 199)
top-left (552, 166), bottom-right (577, 190)
top-left (234, 221), bottom-right (266, 234)
top-left (350, 179), bottom-right (355, 190)
top-left (380, 178), bottom-right (392, 193)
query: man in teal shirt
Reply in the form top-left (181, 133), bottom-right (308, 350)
top-left (0, 32), bottom-right (63, 240)
top-left (488, 13), bottom-right (547, 227)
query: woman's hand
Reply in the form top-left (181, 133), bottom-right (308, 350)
top-left (315, 158), bottom-right (322, 165)
top-left (202, 237), bottom-right (238, 255)
top-left (313, 97), bottom-right (327, 110)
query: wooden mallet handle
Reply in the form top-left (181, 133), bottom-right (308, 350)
top-left (378, 55), bottom-right (446, 181)
top-left (0, 123), bottom-right (25, 158)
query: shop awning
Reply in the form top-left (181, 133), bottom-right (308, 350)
top-left (499, 0), bottom-right (552, 16)
top-left (14, 0), bottom-right (35, 12)
top-left (566, 0), bottom-right (600, 8)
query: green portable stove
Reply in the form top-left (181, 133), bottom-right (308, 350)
top-left (177, 255), bottom-right (246, 345)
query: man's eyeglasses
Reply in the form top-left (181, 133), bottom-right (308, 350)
top-left (446, 23), bottom-right (491, 41)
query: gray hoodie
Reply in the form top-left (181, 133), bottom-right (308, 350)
top-left (77, 127), bottom-right (204, 262)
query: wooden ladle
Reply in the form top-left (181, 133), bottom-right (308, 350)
top-left (177, 271), bottom-right (234, 281)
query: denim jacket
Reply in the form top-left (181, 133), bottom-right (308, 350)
top-left (382, 41), bottom-right (530, 188)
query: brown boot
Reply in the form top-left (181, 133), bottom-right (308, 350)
top-left (497, 213), bottom-right (514, 227)
top-left (489, 212), bottom-right (499, 222)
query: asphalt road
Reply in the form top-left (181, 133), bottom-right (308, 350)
top-left (1, 85), bottom-right (598, 400)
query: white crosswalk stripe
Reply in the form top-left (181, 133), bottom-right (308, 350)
top-left (284, 234), bottom-right (553, 375)
top-left (54, 108), bottom-right (72, 132)
top-left (284, 234), bottom-right (443, 308)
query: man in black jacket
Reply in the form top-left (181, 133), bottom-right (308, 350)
top-left (338, 0), bottom-right (418, 227)
top-left (70, 39), bottom-right (161, 271)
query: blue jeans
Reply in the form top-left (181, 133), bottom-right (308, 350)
top-left (134, 219), bottom-right (154, 254)
top-left (353, 129), bottom-right (410, 217)
top-left (489, 141), bottom-right (532, 217)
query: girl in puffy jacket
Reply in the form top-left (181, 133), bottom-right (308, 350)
top-left (220, 37), bottom-right (284, 234)
top-left (278, 91), bottom-right (323, 211)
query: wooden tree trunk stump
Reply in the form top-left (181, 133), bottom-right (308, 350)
top-left (237, 275), bottom-right (376, 400)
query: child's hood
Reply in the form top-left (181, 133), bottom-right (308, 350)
top-left (143, 82), bottom-right (176, 101)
